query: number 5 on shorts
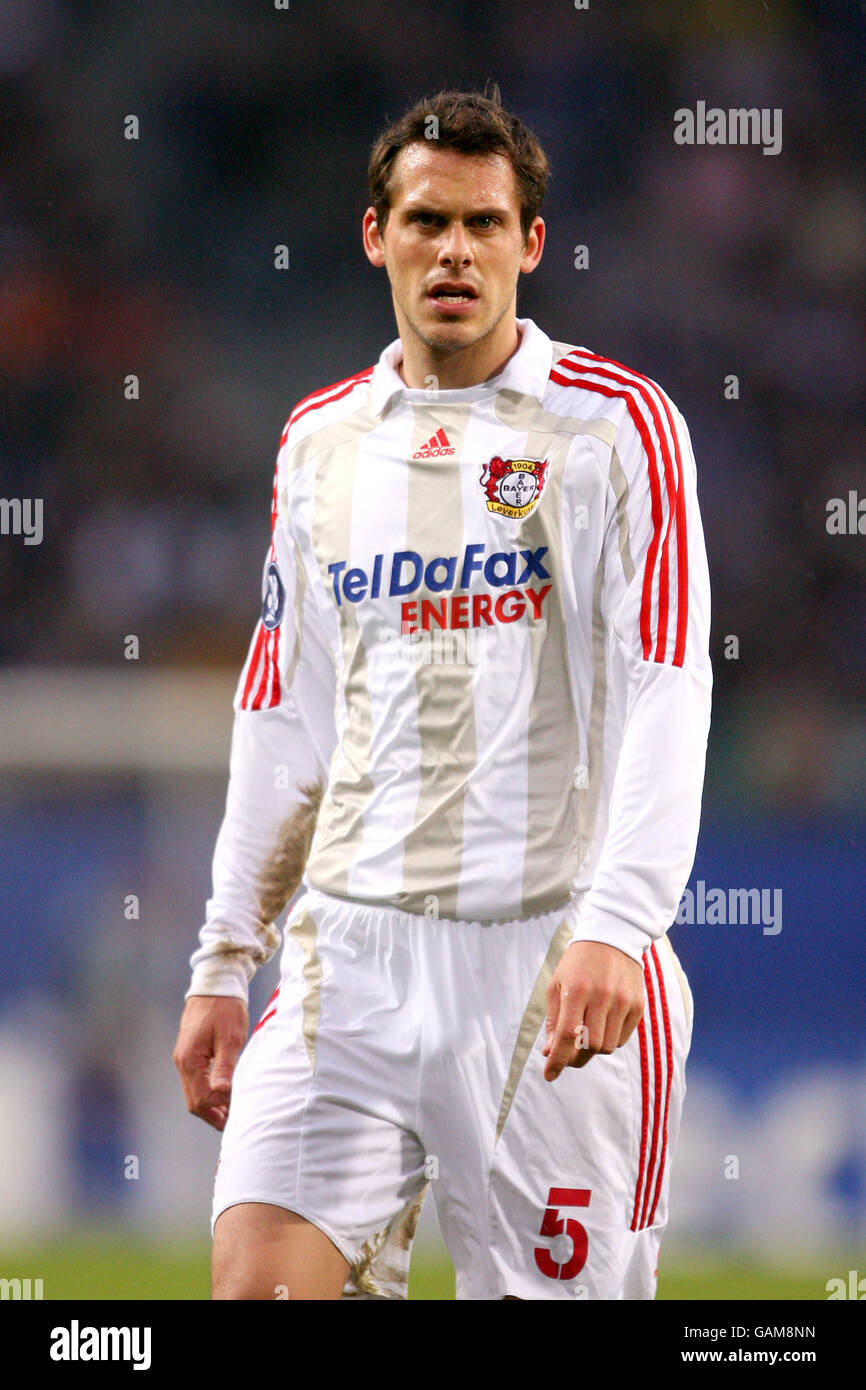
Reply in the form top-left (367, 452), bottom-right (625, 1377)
top-left (533, 1186), bottom-right (591, 1279)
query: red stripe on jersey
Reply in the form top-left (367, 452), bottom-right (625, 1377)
top-left (631, 1017), bottom-right (650, 1231)
top-left (240, 624), bottom-right (266, 709)
top-left (287, 367), bottom-right (374, 429)
top-left (564, 352), bottom-right (678, 662)
top-left (639, 951), bottom-right (664, 1230)
top-left (574, 350), bottom-right (686, 664)
top-left (267, 622), bottom-right (281, 708)
top-left (647, 944), bottom-right (674, 1227)
top-left (551, 366), bottom-right (664, 661)
top-left (561, 350), bottom-right (692, 669)
top-left (251, 628), bottom-right (273, 711)
top-left (551, 353), bottom-right (687, 665)
top-left (435, 427), bottom-right (449, 447)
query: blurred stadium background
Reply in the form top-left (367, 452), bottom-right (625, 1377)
top-left (1, 0), bottom-right (864, 1299)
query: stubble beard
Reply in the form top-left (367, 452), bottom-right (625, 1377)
top-left (397, 287), bottom-right (513, 366)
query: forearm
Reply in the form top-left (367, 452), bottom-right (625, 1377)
top-left (187, 700), bottom-right (327, 1000)
top-left (568, 660), bottom-right (711, 961)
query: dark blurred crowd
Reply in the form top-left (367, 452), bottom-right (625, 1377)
top-left (1, 0), bottom-right (863, 813)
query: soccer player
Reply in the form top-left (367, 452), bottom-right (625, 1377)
top-left (173, 85), bottom-right (712, 1301)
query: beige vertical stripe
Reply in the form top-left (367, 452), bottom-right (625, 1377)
top-left (519, 428), bottom-right (581, 916)
top-left (576, 555), bottom-right (607, 864)
top-left (608, 445), bottom-right (635, 584)
top-left (287, 908), bottom-right (323, 1071)
top-left (399, 404), bottom-right (475, 920)
top-left (495, 916), bottom-right (572, 1142)
top-left (303, 415), bottom-right (375, 896)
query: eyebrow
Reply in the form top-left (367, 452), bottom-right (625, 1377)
top-left (400, 203), bottom-right (512, 219)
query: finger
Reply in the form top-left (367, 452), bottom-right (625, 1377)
top-left (541, 980), bottom-right (561, 1057)
top-left (572, 993), bottom-right (635, 1067)
top-left (196, 1103), bottom-right (230, 1132)
top-left (596, 998), bottom-right (630, 1056)
top-left (207, 1070), bottom-right (233, 1107)
top-left (573, 990), bottom-right (644, 1067)
top-left (175, 1065), bottom-right (197, 1117)
top-left (177, 1041), bottom-right (225, 1115)
top-left (617, 994), bottom-right (646, 1049)
top-left (544, 1023), bottom-right (585, 1080)
top-left (210, 1036), bottom-right (245, 1099)
top-left (543, 1000), bottom-right (588, 1081)
top-left (571, 1002), bottom-right (611, 1068)
top-left (601, 1001), bottom-right (630, 1055)
top-left (584, 991), bottom-right (643, 1061)
top-left (179, 1064), bottom-right (231, 1128)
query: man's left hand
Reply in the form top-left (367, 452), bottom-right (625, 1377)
top-left (543, 940), bottom-right (645, 1081)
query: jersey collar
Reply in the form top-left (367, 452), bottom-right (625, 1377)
top-left (368, 316), bottom-right (553, 419)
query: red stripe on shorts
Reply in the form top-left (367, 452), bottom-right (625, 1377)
top-left (630, 1016), bottom-right (651, 1231)
top-left (647, 944), bottom-right (674, 1227)
top-left (639, 953), bottom-right (664, 1229)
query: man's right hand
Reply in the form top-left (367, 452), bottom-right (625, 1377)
top-left (173, 996), bottom-right (249, 1131)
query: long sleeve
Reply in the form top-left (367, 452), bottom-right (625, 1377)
top-left (186, 445), bottom-right (337, 1001)
top-left (567, 395), bottom-right (713, 962)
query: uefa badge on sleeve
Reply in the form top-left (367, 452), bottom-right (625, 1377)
top-left (480, 456), bottom-right (549, 519)
top-left (262, 561), bottom-right (286, 630)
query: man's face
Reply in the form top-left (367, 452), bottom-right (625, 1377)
top-left (363, 143), bottom-right (543, 361)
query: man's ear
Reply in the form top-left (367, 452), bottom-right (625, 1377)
top-left (519, 216), bottom-right (545, 275)
top-left (362, 207), bottom-right (387, 268)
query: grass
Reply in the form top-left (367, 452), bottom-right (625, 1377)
top-left (0, 1232), bottom-right (852, 1300)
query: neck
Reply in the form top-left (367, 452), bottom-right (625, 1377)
top-left (397, 317), bottom-right (521, 390)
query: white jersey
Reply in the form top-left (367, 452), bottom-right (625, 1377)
top-left (188, 317), bottom-right (712, 1000)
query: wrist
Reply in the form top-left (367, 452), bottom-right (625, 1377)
top-left (186, 953), bottom-right (252, 1003)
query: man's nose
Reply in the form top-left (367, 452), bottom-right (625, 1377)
top-left (438, 224), bottom-right (473, 267)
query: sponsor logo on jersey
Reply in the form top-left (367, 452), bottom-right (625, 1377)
top-left (327, 543), bottom-right (554, 635)
top-left (412, 427), bottom-right (454, 458)
top-left (328, 544), bottom-right (550, 604)
top-left (481, 456), bottom-right (549, 519)
top-left (262, 560), bottom-right (286, 630)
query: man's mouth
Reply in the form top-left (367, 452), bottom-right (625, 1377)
top-left (428, 283), bottom-right (478, 303)
top-left (426, 283), bottom-right (480, 314)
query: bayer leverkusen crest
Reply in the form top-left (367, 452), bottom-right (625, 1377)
top-left (480, 456), bottom-right (549, 519)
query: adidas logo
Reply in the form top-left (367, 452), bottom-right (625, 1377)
top-left (412, 427), bottom-right (455, 459)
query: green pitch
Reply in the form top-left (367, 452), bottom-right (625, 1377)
top-left (0, 1232), bottom-right (853, 1300)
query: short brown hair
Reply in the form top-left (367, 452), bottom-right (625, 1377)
top-left (368, 82), bottom-right (551, 244)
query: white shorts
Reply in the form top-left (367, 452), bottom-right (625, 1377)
top-left (212, 887), bottom-right (693, 1300)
